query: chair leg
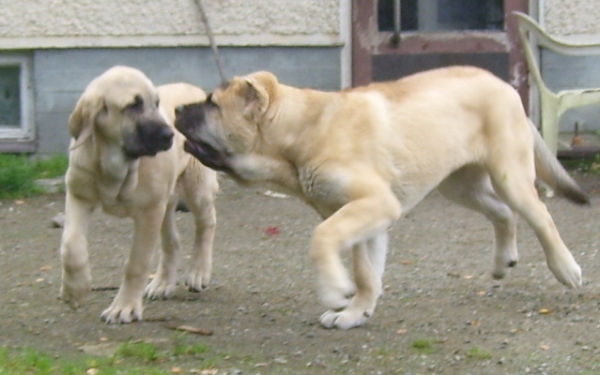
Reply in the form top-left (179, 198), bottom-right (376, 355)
top-left (540, 102), bottom-right (560, 155)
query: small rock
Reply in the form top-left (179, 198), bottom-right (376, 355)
top-left (52, 214), bottom-right (65, 228)
top-left (262, 190), bottom-right (289, 199)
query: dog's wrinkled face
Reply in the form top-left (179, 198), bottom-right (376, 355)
top-left (174, 72), bottom-right (275, 175)
top-left (70, 66), bottom-right (174, 159)
top-left (99, 86), bottom-right (174, 159)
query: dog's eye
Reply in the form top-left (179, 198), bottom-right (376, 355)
top-left (155, 99), bottom-right (160, 108)
top-left (126, 95), bottom-right (144, 111)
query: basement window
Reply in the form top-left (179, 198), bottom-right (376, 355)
top-left (0, 54), bottom-right (35, 152)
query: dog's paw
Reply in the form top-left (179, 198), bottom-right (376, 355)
top-left (60, 271), bottom-right (92, 309)
top-left (492, 250), bottom-right (519, 279)
top-left (144, 276), bottom-right (176, 300)
top-left (320, 309), bottom-right (370, 330)
top-left (319, 288), bottom-right (354, 311)
top-left (101, 298), bottom-right (143, 324)
top-left (492, 260), bottom-right (518, 280)
top-left (548, 256), bottom-right (582, 289)
top-left (318, 281), bottom-right (355, 310)
top-left (185, 270), bottom-right (211, 292)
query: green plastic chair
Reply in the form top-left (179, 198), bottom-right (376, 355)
top-left (514, 11), bottom-right (600, 154)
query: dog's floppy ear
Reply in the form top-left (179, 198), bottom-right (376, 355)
top-left (68, 93), bottom-right (104, 150)
top-left (242, 72), bottom-right (277, 122)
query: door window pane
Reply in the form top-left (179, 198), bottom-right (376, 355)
top-left (378, 0), bottom-right (504, 32)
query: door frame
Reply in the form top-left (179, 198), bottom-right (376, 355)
top-left (351, 0), bottom-right (529, 106)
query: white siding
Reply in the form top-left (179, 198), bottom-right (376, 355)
top-left (543, 0), bottom-right (600, 37)
top-left (0, 0), bottom-right (341, 48)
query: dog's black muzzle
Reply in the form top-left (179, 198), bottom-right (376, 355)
top-left (174, 102), bottom-right (233, 172)
top-left (174, 102), bottom-right (205, 138)
top-left (124, 121), bottom-right (174, 159)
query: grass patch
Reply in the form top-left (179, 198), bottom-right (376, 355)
top-left (411, 339), bottom-right (432, 350)
top-left (172, 343), bottom-right (209, 356)
top-left (0, 153), bottom-right (68, 199)
top-left (0, 154), bottom-right (43, 199)
top-left (115, 341), bottom-right (161, 363)
top-left (466, 347), bottom-right (492, 360)
top-left (33, 155), bottom-right (69, 179)
top-left (411, 339), bottom-right (435, 354)
top-left (562, 153), bottom-right (600, 174)
top-left (0, 346), bottom-right (170, 375)
top-left (0, 340), bottom-right (223, 375)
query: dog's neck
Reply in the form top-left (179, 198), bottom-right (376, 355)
top-left (235, 86), bottom-right (337, 197)
top-left (93, 137), bottom-right (140, 202)
top-left (263, 86), bottom-right (334, 165)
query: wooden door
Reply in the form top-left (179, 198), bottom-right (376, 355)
top-left (352, 0), bottom-right (529, 105)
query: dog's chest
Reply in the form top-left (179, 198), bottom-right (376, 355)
top-left (99, 197), bottom-right (130, 217)
top-left (96, 170), bottom-right (140, 217)
top-left (298, 167), bottom-right (348, 216)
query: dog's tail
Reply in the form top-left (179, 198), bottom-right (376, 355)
top-left (531, 119), bottom-right (590, 205)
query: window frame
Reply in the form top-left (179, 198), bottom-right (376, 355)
top-left (0, 53), bottom-right (35, 152)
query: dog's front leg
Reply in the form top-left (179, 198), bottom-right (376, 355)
top-left (101, 205), bottom-right (166, 323)
top-left (60, 192), bottom-right (96, 309)
top-left (311, 190), bottom-right (400, 329)
top-left (321, 231), bottom-right (389, 329)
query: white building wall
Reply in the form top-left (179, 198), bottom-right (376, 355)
top-left (0, 0), bottom-right (342, 48)
top-left (543, 0), bottom-right (600, 37)
top-left (0, 0), bottom-right (348, 153)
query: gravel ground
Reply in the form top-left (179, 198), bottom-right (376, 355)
top-left (1, 173), bottom-right (600, 375)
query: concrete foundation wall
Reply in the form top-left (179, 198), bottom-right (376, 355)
top-left (33, 47), bottom-right (341, 153)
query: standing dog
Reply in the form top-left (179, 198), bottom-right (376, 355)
top-left (174, 66), bottom-right (588, 329)
top-left (60, 66), bottom-right (219, 323)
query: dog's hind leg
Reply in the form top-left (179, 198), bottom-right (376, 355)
top-left (486, 147), bottom-right (582, 288)
top-left (438, 166), bottom-right (518, 279)
top-left (182, 161), bottom-right (218, 292)
top-left (60, 192), bottom-right (96, 309)
top-left (145, 199), bottom-right (180, 299)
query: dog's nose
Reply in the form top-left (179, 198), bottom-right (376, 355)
top-left (175, 106), bottom-right (184, 116)
top-left (157, 126), bottom-right (174, 141)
